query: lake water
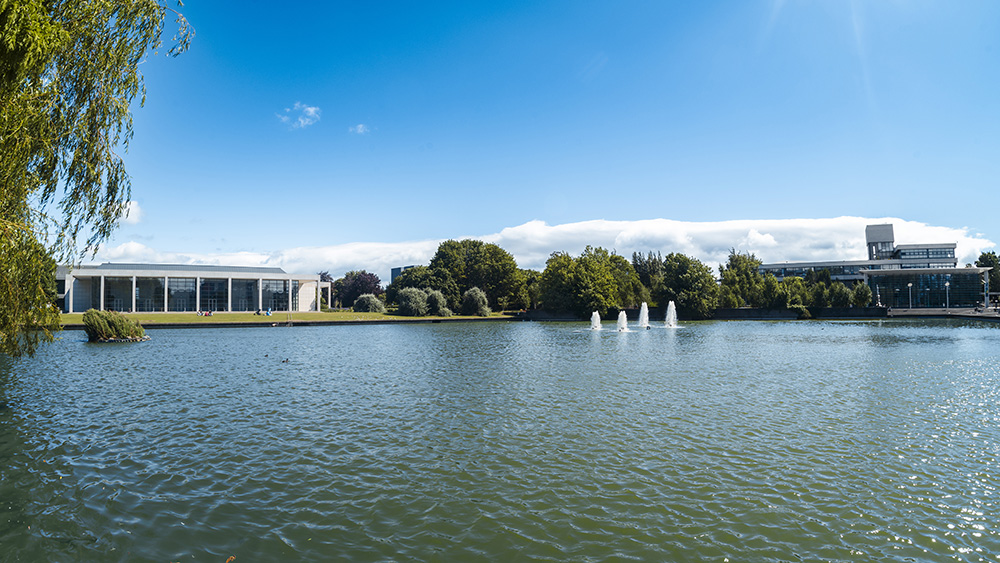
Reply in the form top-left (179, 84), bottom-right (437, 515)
top-left (2, 320), bottom-right (999, 561)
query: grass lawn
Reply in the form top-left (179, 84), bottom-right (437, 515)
top-left (60, 310), bottom-right (515, 326)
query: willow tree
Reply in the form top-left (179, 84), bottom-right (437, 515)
top-left (1, 0), bottom-right (191, 356)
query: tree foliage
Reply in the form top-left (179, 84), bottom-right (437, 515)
top-left (851, 282), bottom-right (873, 308)
top-left (976, 251), bottom-right (1000, 296)
top-left (396, 287), bottom-right (428, 317)
top-left (385, 266), bottom-right (460, 309)
top-left (353, 293), bottom-right (385, 313)
top-left (829, 281), bottom-right (852, 308)
top-left (334, 270), bottom-right (382, 308)
top-left (1, 0), bottom-right (192, 356)
top-left (718, 249), bottom-right (764, 308)
top-left (461, 287), bottom-right (491, 317)
top-left (81, 308), bottom-right (144, 342)
top-left (654, 253), bottom-right (719, 319)
top-left (539, 246), bottom-right (642, 318)
top-left (425, 289), bottom-right (452, 317)
top-left (429, 239), bottom-right (525, 311)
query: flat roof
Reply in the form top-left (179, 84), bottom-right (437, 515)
top-left (59, 262), bottom-right (319, 280)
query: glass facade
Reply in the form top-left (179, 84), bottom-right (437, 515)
top-left (66, 271), bottom-right (313, 313)
top-left (103, 277), bottom-right (132, 311)
top-left (136, 277), bottom-right (165, 312)
top-left (168, 278), bottom-right (196, 312)
top-left (262, 280), bottom-right (289, 311)
top-left (896, 248), bottom-right (955, 260)
top-left (231, 279), bottom-right (259, 312)
top-left (199, 278), bottom-right (228, 312)
top-left (868, 272), bottom-right (985, 309)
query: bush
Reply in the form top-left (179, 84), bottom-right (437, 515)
top-left (829, 282), bottom-right (852, 308)
top-left (425, 289), bottom-right (452, 317)
top-left (851, 282), bottom-right (873, 307)
top-left (82, 309), bottom-right (145, 342)
top-left (397, 287), bottom-right (429, 316)
top-left (788, 304), bottom-right (811, 320)
top-left (461, 287), bottom-right (491, 317)
top-left (353, 293), bottom-right (386, 313)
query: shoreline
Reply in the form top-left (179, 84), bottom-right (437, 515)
top-left (58, 308), bottom-right (1000, 330)
top-left (61, 315), bottom-right (518, 330)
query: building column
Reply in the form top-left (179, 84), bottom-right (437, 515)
top-left (131, 276), bottom-right (137, 312)
top-left (196, 277), bottom-right (201, 311)
top-left (227, 277), bottom-right (233, 312)
top-left (315, 281), bottom-right (320, 312)
top-left (287, 280), bottom-right (293, 312)
top-left (100, 276), bottom-right (105, 310)
top-left (163, 276), bottom-right (169, 312)
top-left (66, 274), bottom-right (74, 313)
top-left (258, 278), bottom-right (263, 311)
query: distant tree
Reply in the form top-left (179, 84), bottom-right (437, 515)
top-left (334, 270), bottom-right (382, 308)
top-left (385, 266), bottom-right (460, 309)
top-left (461, 287), bottom-right (491, 317)
top-left (425, 289), bottom-right (452, 317)
top-left (718, 249), bottom-right (764, 307)
top-left (656, 253), bottom-right (719, 319)
top-left (397, 287), bottom-right (428, 317)
top-left (809, 282), bottom-right (829, 308)
top-left (783, 277), bottom-right (810, 307)
top-left (353, 294), bottom-right (385, 313)
top-left (318, 271), bottom-right (333, 283)
top-left (539, 247), bottom-right (642, 317)
top-left (760, 273), bottom-right (789, 310)
top-left (429, 239), bottom-right (524, 310)
top-left (829, 281), bottom-right (852, 308)
top-left (539, 252), bottom-right (578, 314)
top-left (632, 251), bottom-right (665, 291)
top-left (851, 282), bottom-right (873, 308)
top-left (520, 269), bottom-right (541, 309)
top-left (805, 268), bottom-right (832, 287)
top-left (976, 251), bottom-right (1000, 296)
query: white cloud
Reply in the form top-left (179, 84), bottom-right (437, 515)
top-left (349, 124), bottom-right (370, 134)
top-left (277, 101), bottom-right (321, 128)
top-left (93, 217), bottom-right (995, 284)
top-left (122, 201), bottom-right (144, 225)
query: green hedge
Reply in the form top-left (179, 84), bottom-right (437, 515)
top-left (82, 309), bottom-right (146, 342)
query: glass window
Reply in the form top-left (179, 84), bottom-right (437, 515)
top-left (168, 278), bottom-right (196, 312)
top-left (199, 278), bottom-right (228, 312)
top-left (262, 280), bottom-right (288, 311)
top-left (104, 277), bottom-right (132, 311)
top-left (231, 279), bottom-right (259, 312)
top-left (136, 277), bottom-right (165, 312)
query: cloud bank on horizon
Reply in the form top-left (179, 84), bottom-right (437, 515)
top-left (95, 217), bottom-right (995, 282)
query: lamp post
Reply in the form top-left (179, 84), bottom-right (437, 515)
top-left (908, 282), bottom-right (913, 309)
top-left (945, 281), bottom-right (950, 309)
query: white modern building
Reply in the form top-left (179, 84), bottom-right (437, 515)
top-left (57, 263), bottom-right (332, 313)
top-left (759, 224), bottom-right (958, 283)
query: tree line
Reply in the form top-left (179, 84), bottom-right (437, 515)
top-left (323, 239), bottom-right (933, 320)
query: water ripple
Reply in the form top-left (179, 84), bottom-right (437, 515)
top-left (2, 320), bottom-right (1000, 560)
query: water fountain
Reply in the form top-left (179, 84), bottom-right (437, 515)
top-left (617, 310), bottom-right (629, 332)
top-left (590, 311), bottom-right (601, 330)
top-left (638, 302), bottom-right (649, 329)
top-left (665, 301), bottom-right (678, 328)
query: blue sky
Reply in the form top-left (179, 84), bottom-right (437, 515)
top-left (99, 1), bottom-right (1000, 279)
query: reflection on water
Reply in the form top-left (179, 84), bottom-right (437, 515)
top-left (2, 320), bottom-right (999, 560)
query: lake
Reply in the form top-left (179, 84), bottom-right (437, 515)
top-left (2, 319), bottom-right (998, 561)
